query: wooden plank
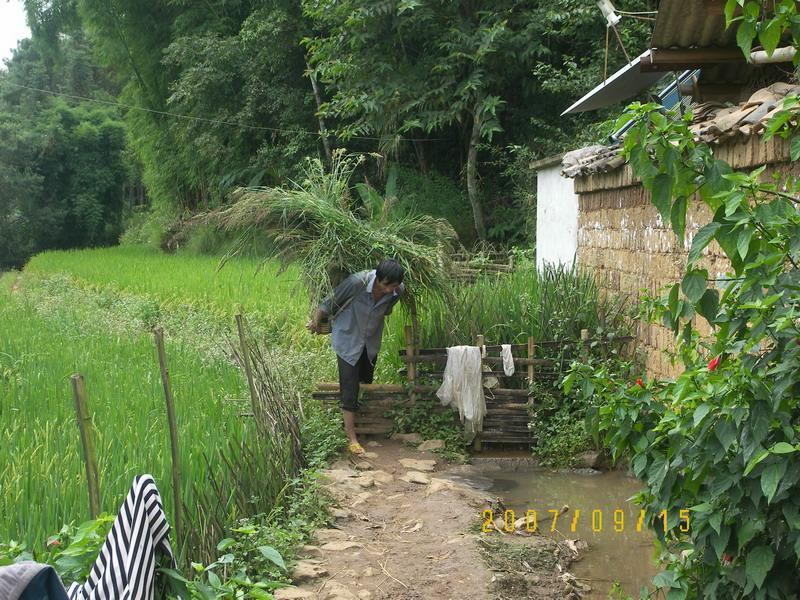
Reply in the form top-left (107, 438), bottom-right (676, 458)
top-left (400, 355), bottom-right (554, 367)
top-left (397, 336), bottom-right (633, 356)
top-left (316, 383), bottom-right (528, 397)
top-left (402, 344), bottom-right (528, 355)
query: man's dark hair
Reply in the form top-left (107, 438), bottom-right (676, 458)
top-left (375, 259), bottom-right (405, 284)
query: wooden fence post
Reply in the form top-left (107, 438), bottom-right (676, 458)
top-left (235, 314), bottom-right (262, 432)
top-left (527, 336), bottom-right (535, 385)
top-left (71, 375), bottom-right (101, 519)
top-left (473, 334), bottom-right (485, 452)
top-left (404, 325), bottom-right (416, 405)
top-left (153, 327), bottom-right (184, 550)
top-left (581, 329), bottom-right (590, 362)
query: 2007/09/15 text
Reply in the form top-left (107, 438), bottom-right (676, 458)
top-left (481, 508), bottom-right (691, 534)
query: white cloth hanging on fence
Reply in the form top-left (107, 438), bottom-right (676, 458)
top-left (67, 474), bottom-right (174, 600)
top-left (500, 344), bottom-right (515, 376)
top-left (436, 346), bottom-right (485, 441)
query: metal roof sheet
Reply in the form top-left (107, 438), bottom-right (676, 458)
top-left (561, 51), bottom-right (666, 115)
top-left (651, 0), bottom-right (737, 49)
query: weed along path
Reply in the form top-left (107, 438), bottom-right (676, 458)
top-left (277, 439), bottom-right (581, 600)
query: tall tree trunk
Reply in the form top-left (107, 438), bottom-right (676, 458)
top-left (467, 105), bottom-right (487, 241)
top-left (306, 61), bottom-right (333, 167)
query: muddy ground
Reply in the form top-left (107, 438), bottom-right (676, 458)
top-left (276, 438), bottom-right (588, 600)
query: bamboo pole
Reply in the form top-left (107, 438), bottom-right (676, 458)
top-left (235, 314), bottom-right (262, 434)
top-left (581, 329), bottom-right (590, 362)
top-left (153, 327), bottom-right (184, 550)
top-left (527, 335), bottom-right (536, 416)
top-left (71, 375), bottom-right (101, 519)
top-left (473, 334), bottom-right (485, 452)
top-left (527, 336), bottom-right (535, 384)
top-left (404, 325), bottom-right (416, 406)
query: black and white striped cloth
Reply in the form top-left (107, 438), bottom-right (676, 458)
top-left (67, 474), bottom-right (175, 600)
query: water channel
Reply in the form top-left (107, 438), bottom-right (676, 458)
top-left (446, 462), bottom-right (660, 598)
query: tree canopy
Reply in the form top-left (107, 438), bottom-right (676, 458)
top-left (2, 0), bottom-right (656, 266)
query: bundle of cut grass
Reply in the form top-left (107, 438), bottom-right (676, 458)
top-left (211, 152), bottom-right (459, 312)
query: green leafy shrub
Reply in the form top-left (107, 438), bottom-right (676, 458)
top-left (528, 381), bottom-right (591, 467)
top-left (387, 395), bottom-right (467, 457)
top-left (0, 515), bottom-right (114, 587)
top-left (572, 12), bottom-right (800, 592)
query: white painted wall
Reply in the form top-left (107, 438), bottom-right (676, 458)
top-left (535, 164), bottom-right (578, 270)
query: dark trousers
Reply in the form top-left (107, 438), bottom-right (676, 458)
top-left (338, 348), bottom-right (376, 412)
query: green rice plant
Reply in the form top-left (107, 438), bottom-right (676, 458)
top-left (26, 245), bottom-right (301, 321)
top-left (0, 291), bottom-right (294, 563)
top-left (389, 262), bottom-right (629, 349)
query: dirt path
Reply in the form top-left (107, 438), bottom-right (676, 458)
top-left (276, 439), bottom-right (582, 600)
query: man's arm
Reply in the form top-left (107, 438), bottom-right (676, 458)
top-left (306, 275), bottom-right (359, 333)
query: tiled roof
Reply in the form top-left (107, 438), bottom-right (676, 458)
top-left (562, 82), bottom-right (800, 179)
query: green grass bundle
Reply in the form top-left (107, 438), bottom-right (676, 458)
top-left (211, 152), bottom-right (459, 311)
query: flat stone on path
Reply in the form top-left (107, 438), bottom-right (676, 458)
top-left (321, 581), bottom-right (359, 600)
top-left (274, 588), bottom-right (316, 600)
top-left (400, 470), bottom-right (431, 485)
top-left (425, 477), bottom-right (456, 496)
top-left (417, 439), bottom-right (445, 452)
top-left (323, 468), bottom-right (359, 483)
top-left (315, 528), bottom-right (347, 543)
top-left (291, 559), bottom-right (328, 582)
top-left (366, 440), bottom-right (381, 447)
top-left (354, 474), bottom-right (374, 488)
top-left (399, 458), bottom-right (436, 472)
top-left (370, 470), bottom-right (393, 484)
top-left (391, 432), bottom-right (422, 444)
top-left (330, 507), bottom-right (352, 519)
top-left (300, 544), bottom-right (323, 557)
top-left (363, 451), bottom-right (378, 459)
top-left (320, 540), bottom-right (363, 551)
top-left (353, 461), bottom-right (373, 471)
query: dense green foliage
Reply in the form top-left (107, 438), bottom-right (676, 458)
top-left (302, 0), bottom-right (654, 241)
top-left (2, 0), bottom-right (658, 258)
top-left (564, 3), bottom-right (800, 597)
top-left (0, 37), bottom-right (130, 268)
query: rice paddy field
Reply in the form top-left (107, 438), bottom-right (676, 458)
top-left (26, 245), bottom-right (304, 322)
top-left (0, 246), bottom-right (345, 559)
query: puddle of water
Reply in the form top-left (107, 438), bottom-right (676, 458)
top-left (483, 468), bottom-right (659, 599)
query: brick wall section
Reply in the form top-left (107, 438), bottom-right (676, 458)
top-left (574, 137), bottom-right (794, 378)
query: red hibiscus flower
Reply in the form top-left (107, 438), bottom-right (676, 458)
top-left (708, 356), bottom-right (721, 371)
top-left (636, 378), bottom-right (644, 387)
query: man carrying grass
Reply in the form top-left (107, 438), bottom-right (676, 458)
top-left (306, 259), bottom-right (405, 455)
